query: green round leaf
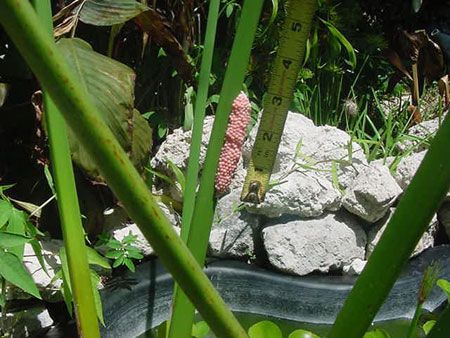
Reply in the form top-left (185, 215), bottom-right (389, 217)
top-left (363, 328), bottom-right (391, 338)
top-left (192, 321), bottom-right (210, 338)
top-left (422, 320), bottom-right (436, 335)
top-left (248, 321), bottom-right (282, 338)
top-left (289, 329), bottom-right (321, 338)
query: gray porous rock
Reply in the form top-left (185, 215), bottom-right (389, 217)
top-left (246, 170), bottom-right (341, 218)
top-left (151, 116), bottom-right (214, 173)
top-left (262, 212), bottom-right (366, 276)
top-left (394, 150), bottom-right (450, 199)
top-left (209, 190), bottom-right (260, 258)
top-left (342, 258), bottom-right (367, 276)
top-left (243, 112), bottom-right (367, 189)
top-left (343, 163), bottom-right (402, 223)
top-left (367, 208), bottom-right (437, 258)
top-left (394, 150), bottom-right (427, 190)
top-left (5, 306), bottom-right (53, 337)
top-left (108, 203), bottom-right (179, 257)
top-left (398, 114), bottom-right (447, 153)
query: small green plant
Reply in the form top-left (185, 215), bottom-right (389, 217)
top-left (52, 247), bottom-right (111, 326)
top-left (95, 232), bottom-right (144, 272)
top-left (0, 185), bottom-right (43, 336)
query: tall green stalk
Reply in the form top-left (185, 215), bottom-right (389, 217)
top-left (169, 1), bottom-right (220, 337)
top-left (186, 0), bottom-right (264, 273)
top-left (169, 0), bottom-right (263, 336)
top-left (31, 1), bottom-right (100, 337)
top-left (328, 111), bottom-right (450, 337)
top-left (0, 1), bottom-right (246, 337)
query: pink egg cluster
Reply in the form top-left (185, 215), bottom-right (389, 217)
top-left (215, 92), bottom-right (251, 195)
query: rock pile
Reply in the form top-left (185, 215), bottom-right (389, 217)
top-left (124, 111), bottom-right (448, 276)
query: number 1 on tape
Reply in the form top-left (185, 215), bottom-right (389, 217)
top-left (241, 0), bottom-right (317, 204)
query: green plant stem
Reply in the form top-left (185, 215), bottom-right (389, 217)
top-left (406, 303), bottom-right (422, 338)
top-left (428, 305), bottom-right (450, 338)
top-left (187, 0), bottom-right (264, 271)
top-left (0, 2), bottom-right (246, 337)
top-left (31, 1), bottom-right (101, 337)
top-left (329, 111), bottom-right (450, 337)
top-left (169, 0), bottom-right (263, 336)
top-left (169, 0), bottom-right (220, 337)
top-left (1, 277), bottom-right (6, 335)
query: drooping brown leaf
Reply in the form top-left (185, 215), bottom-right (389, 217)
top-left (134, 9), bottom-right (194, 85)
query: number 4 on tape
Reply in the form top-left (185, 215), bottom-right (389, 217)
top-left (240, 0), bottom-right (317, 204)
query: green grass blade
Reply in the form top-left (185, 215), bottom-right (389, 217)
top-left (169, 0), bottom-right (220, 337)
top-left (31, 1), bottom-right (100, 336)
top-left (0, 1), bottom-right (246, 336)
top-left (329, 112), bottom-right (450, 337)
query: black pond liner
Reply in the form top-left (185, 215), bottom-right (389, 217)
top-left (96, 245), bottom-right (450, 338)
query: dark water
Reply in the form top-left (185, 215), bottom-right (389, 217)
top-left (140, 312), bottom-right (413, 338)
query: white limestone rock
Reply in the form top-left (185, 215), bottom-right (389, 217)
top-left (343, 258), bottom-right (367, 276)
top-left (367, 208), bottom-right (437, 258)
top-left (110, 222), bottom-right (180, 257)
top-left (343, 163), bottom-right (402, 223)
top-left (394, 150), bottom-right (450, 198)
top-left (209, 190), bottom-right (260, 258)
top-left (246, 170), bottom-right (341, 218)
top-left (395, 151), bottom-right (427, 190)
top-left (5, 307), bottom-right (53, 337)
top-left (243, 111), bottom-right (367, 189)
top-left (398, 115), bottom-right (446, 153)
top-left (151, 116), bottom-right (214, 173)
top-left (262, 212), bottom-right (367, 276)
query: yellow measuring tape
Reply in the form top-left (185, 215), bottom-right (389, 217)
top-left (241, 0), bottom-right (317, 204)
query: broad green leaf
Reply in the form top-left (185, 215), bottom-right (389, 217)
top-left (0, 200), bottom-right (12, 227)
top-left (0, 232), bottom-right (31, 248)
top-left (123, 257), bottom-right (135, 272)
top-left (79, 0), bottom-right (148, 26)
top-left (437, 279), bottom-right (450, 302)
top-left (167, 160), bottom-right (186, 194)
top-left (7, 209), bottom-right (27, 259)
top-left (86, 246), bottom-right (111, 269)
top-left (30, 239), bottom-right (48, 275)
top-left (9, 197), bottom-right (41, 218)
top-left (61, 267), bottom-right (74, 317)
top-left (0, 251), bottom-right (41, 299)
top-left (90, 271), bottom-right (105, 326)
top-left (192, 321), bottom-right (210, 338)
top-left (44, 165), bottom-right (56, 196)
top-left (57, 38), bottom-right (152, 179)
top-left (422, 320), bottom-right (436, 334)
top-left (412, 0), bottom-right (422, 13)
top-left (318, 18), bottom-right (356, 69)
top-left (248, 321), bottom-right (282, 338)
top-left (184, 86), bottom-right (194, 131)
top-left (363, 328), bottom-right (390, 338)
top-left (105, 250), bottom-right (123, 259)
top-left (289, 329), bottom-right (320, 338)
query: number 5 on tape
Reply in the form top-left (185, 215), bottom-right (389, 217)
top-left (240, 0), bottom-right (317, 204)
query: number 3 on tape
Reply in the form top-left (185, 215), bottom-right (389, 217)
top-left (240, 0), bottom-right (317, 204)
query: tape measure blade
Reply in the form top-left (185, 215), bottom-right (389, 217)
top-left (241, 0), bottom-right (317, 204)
